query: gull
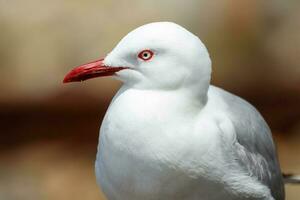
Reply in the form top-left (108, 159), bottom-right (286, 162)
top-left (63, 22), bottom-right (285, 200)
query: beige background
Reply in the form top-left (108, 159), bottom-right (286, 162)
top-left (0, 0), bottom-right (299, 199)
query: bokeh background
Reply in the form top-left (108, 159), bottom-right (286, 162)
top-left (0, 0), bottom-right (299, 199)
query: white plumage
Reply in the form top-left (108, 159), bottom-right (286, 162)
top-left (65, 22), bottom-right (285, 200)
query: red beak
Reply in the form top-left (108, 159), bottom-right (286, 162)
top-left (63, 58), bottom-right (128, 83)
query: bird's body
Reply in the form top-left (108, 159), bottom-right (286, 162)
top-left (64, 22), bottom-right (284, 200)
top-left (95, 85), bottom-right (283, 200)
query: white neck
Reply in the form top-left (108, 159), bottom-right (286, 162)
top-left (115, 85), bottom-right (208, 116)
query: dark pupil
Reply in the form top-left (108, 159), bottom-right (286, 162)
top-left (143, 53), bottom-right (148, 57)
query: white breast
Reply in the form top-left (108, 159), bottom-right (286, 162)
top-left (95, 87), bottom-right (236, 200)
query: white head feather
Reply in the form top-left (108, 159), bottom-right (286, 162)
top-left (104, 22), bottom-right (212, 100)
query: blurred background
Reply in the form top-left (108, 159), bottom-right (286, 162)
top-left (0, 0), bottom-right (299, 199)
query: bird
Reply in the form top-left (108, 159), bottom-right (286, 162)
top-left (63, 22), bottom-right (285, 200)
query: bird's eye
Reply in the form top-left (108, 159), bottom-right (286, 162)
top-left (138, 50), bottom-right (154, 61)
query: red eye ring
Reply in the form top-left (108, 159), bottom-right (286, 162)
top-left (138, 50), bottom-right (154, 61)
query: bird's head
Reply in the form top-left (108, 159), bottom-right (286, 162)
top-left (64, 22), bottom-right (211, 93)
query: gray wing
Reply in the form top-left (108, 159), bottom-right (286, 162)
top-left (215, 87), bottom-right (285, 200)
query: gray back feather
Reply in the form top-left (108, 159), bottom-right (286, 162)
top-left (217, 88), bottom-right (285, 200)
